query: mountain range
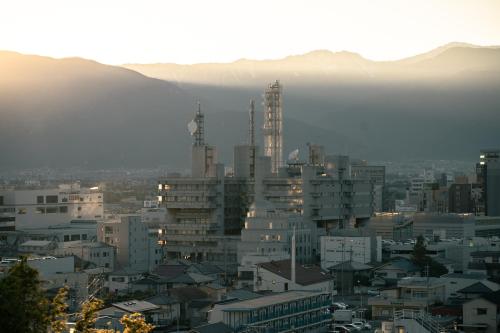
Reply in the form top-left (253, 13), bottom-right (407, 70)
top-left (1, 43), bottom-right (500, 171)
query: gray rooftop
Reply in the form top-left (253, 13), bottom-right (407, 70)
top-left (221, 291), bottom-right (325, 311)
top-left (112, 300), bottom-right (158, 313)
top-left (442, 272), bottom-right (488, 280)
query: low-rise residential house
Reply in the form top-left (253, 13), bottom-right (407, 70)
top-left (254, 259), bottom-right (335, 294)
top-left (169, 286), bottom-right (212, 325)
top-left (328, 261), bottom-right (371, 294)
top-left (372, 257), bottom-right (421, 286)
top-left (368, 277), bottom-right (446, 319)
top-left (145, 294), bottom-right (181, 327)
top-left (187, 263), bottom-right (225, 283)
top-left (96, 300), bottom-right (160, 331)
top-left (457, 282), bottom-right (496, 300)
top-left (440, 272), bottom-right (499, 300)
top-left (461, 290), bottom-right (500, 333)
top-left (469, 251), bottom-right (500, 279)
top-left (200, 283), bottom-right (227, 302)
top-left (166, 272), bottom-right (215, 288)
top-left (129, 275), bottom-right (169, 294)
top-left (107, 268), bottom-right (143, 293)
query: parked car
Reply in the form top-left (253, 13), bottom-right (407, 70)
top-left (335, 325), bottom-right (354, 332)
top-left (343, 323), bottom-right (361, 332)
top-left (367, 289), bottom-right (380, 296)
top-left (332, 302), bottom-right (347, 310)
top-left (352, 321), bottom-right (372, 330)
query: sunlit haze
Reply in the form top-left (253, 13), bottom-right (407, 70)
top-left (1, 0), bottom-right (500, 64)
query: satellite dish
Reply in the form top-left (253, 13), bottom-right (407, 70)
top-left (187, 120), bottom-right (197, 136)
top-left (288, 149), bottom-right (299, 161)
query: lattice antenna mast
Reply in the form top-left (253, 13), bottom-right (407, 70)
top-left (249, 99), bottom-right (255, 146)
top-left (194, 101), bottom-right (205, 146)
top-left (263, 80), bottom-right (283, 174)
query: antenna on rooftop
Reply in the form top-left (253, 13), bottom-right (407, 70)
top-left (249, 99), bottom-right (255, 146)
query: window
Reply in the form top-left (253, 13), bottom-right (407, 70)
top-left (45, 195), bottom-right (58, 204)
top-left (37, 196), bottom-right (44, 204)
top-left (59, 206), bottom-right (68, 213)
top-left (46, 207), bottom-right (57, 214)
top-left (64, 235), bottom-right (70, 242)
top-left (82, 234), bottom-right (87, 240)
top-left (0, 196), bottom-right (3, 206)
top-left (477, 308), bottom-right (487, 315)
top-left (70, 234), bottom-right (80, 241)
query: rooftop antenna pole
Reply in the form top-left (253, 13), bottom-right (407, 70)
top-left (291, 226), bottom-right (296, 286)
top-left (194, 101), bottom-right (204, 146)
top-left (249, 99), bottom-right (255, 146)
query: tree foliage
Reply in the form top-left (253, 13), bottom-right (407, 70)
top-left (120, 313), bottom-right (154, 333)
top-left (75, 298), bottom-right (104, 333)
top-left (411, 235), bottom-right (448, 277)
top-left (50, 286), bottom-right (69, 333)
top-left (0, 257), bottom-right (50, 333)
top-left (0, 259), bottom-right (155, 333)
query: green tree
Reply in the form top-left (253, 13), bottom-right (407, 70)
top-left (50, 286), bottom-right (69, 333)
top-left (120, 313), bottom-right (154, 333)
top-left (411, 235), bottom-right (428, 267)
top-left (411, 235), bottom-right (448, 277)
top-left (0, 257), bottom-right (50, 333)
top-left (75, 298), bottom-right (104, 333)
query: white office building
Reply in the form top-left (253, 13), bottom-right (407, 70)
top-left (320, 234), bottom-right (382, 270)
top-left (0, 183), bottom-right (103, 230)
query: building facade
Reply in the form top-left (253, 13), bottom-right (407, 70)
top-left (0, 183), bottom-right (103, 230)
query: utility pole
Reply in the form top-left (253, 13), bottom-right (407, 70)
top-left (425, 264), bottom-right (430, 315)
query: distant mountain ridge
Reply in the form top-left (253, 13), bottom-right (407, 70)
top-left (123, 43), bottom-right (500, 86)
top-left (1, 43), bottom-right (499, 171)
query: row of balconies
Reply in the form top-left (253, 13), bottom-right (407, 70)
top-left (241, 312), bottom-right (331, 331)
top-left (246, 302), bottom-right (330, 324)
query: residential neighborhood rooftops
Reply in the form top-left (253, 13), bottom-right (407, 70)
top-left (328, 260), bottom-right (372, 272)
top-left (145, 294), bottom-right (179, 306)
top-left (374, 257), bottom-right (421, 273)
top-left (257, 259), bottom-right (333, 285)
top-left (220, 291), bottom-right (325, 311)
top-left (442, 272), bottom-right (488, 280)
top-left (112, 300), bottom-right (159, 313)
top-left (457, 282), bottom-right (493, 294)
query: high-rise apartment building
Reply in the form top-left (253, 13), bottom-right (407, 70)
top-left (476, 149), bottom-right (500, 216)
top-left (97, 215), bottom-right (161, 273)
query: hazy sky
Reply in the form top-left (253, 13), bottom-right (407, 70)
top-left (1, 0), bottom-right (500, 64)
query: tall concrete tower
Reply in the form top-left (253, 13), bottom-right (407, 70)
top-left (263, 80), bottom-right (283, 174)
